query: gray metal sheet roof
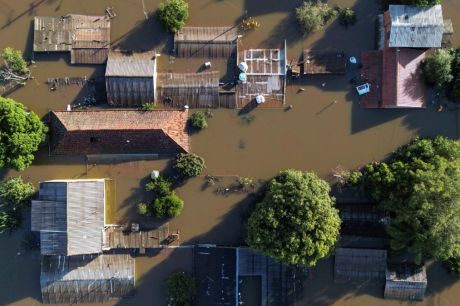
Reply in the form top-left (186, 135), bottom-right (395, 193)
top-left (41, 254), bottom-right (135, 304)
top-left (105, 51), bottom-right (156, 77)
top-left (31, 180), bottom-right (105, 256)
top-left (389, 5), bottom-right (444, 48)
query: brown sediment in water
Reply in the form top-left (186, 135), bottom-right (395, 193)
top-left (1, 0), bottom-right (460, 305)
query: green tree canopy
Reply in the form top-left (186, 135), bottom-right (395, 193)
top-left (0, 177), bottom-right (35, 233)
top-left (247, 170), bottom-right (341, 267)
top-left (2, 47), bottom-right (28, 75)
top-left (166, 271), bottom-right (197, 306)
top-left (295, 1), bottom-right (336, 35)
top-left (174, 153), bottom-right (205, 178)
top-left (361, 136), bottom-right (460, 263)
top-left (421, 49), bottom-right (453, 88)
top-left (447, 48), bottom-right (460, 102)
top-left (158, 0), bottom-right (189, 33)
top-left (0, 97), bottom-right (47, 171)
top-left (153, 193), bottom-right (184, 218)
top-left (188, 112), bottom-right (208, 130)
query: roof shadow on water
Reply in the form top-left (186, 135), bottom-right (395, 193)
top-left (0, 0), bottom-right (55, 30)
top-left (112, 12), bottom-right (171, 54)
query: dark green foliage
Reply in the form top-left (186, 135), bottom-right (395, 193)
top-left (188, 112), bottom-right (208, 130)
top-left (421, 49), bottom-right (453, 88)
top-left (153, 193), bottom-right (184, 218)
top-left (295, 1), bottom-right (337, 35)
top-left (2, 47), bottom-right (28, 74)
top-left (174, 153), bottom-right (205, 178)
top-left (145, 176), bottom-right (173, 198)
top-left (247, 170), bottom-right (341, 267)
top-left (401, 0), bottom-right (441, 6)
top-left (0, 97), bottom-right (47, 171)
top-left (166, 271), bottom-right (197, 306)
top-left (0, 177), bottom-right (35, 234)
top-left (338, 8), bottom-right (356, 27)
top-left (444, 256), bottom-right (460, 276)
top-left (347, 171), bottom-right (362, 186)
top-left (447, 48), bottom-right (460, 102)
top-left (361, 137), bottom-right (460, 263)
top-left (141, 102), bottom-right (155, 111)
top-left (158, 0), bottom-right (189, 33)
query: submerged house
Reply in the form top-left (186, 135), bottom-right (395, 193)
top-left (105, 50), bottom-right (157, 107)
top-left (360, 5), bottom-right (450, 108)
top-left (33, 14), bottom-right (111, 64)
top-left (156, 71), bottom-right (221, 108)
top-left (49, 109), bottom-right (189, 155)
top-left (174, 26), bottom-right (239, 58)
top-left (334, 248), bottom-right (387, 283)
top-left (236, 45), bottom-right (287, 108)
top-left (31, 179), bottom-right (106, 256)
top-left (31, 179), bottom-right (135, 304)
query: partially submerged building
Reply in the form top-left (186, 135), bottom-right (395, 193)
top-left (334, 248), bottom-right (387, 283)
top-left (156, 71), bottom-right (221, 108)
top-left (175, 26), bottom-right (239, 58)
top-left (236, 46), bottom-right (287, 108)
top-left (33, 14), bottom-right (111, 64)
top-left (31, 179), bottom-right (106, 256)
top-left (105, 50), bottom-right (157, 107)
top-left (360, 5), bottom-right (450, 108)
top-left (384, 264), bottom-right (427, 301)
top-left (194, 246), bottom-right (298, 306)
top-left (40, 253), bottom-right (135, 304)
top-left (49, 109), bottom-right (189, 155)
top-left (303, 50), bottom-right (346, 74)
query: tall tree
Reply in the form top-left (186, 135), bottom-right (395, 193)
top-left (157, 0), bottom-right (189, 33)
top-left (0, 97), bottom-right (47, 171)
top-left (247, 170), bottom-right (341, 267)
top-left (361, 136), bottom-right (460, 263)
top-left (421, 49), bottom-right (453, 89)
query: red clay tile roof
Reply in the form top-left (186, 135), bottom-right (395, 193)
top-left (50, 110), bottom-right (189, 155)
top-left (360, 48), bottom-right (426, 108)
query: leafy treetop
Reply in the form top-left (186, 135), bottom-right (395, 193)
top-left (2, 47), bottom-right (28, 75)
top-left (247, 169), bottom-right (341, 267)
top-left (0, 97), bottom-right (47, 171)
top-left (166, 271), bottom-right (197, 306)
top-left (158, 0), bottom-right (189, 33)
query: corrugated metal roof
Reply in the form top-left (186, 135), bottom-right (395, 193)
top-left (334, 248), bottom-right (387, 282)
top-left (388, 5), bottom-right (444, 48)
top-left (41, 254), bottom-right (134, 304)
top-left (105, 51), bottom-right (156, 77)
top-left (31, 179), bottom-right (105, 256)
top-left (176, 26), bottom-right (238, 42)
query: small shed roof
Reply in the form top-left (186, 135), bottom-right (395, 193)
top-left (388, 5), bottom-right (444, 48)
top-left (334, 248), bottom-right (387, 283)
top-left (50, 110), bottom-right (189, 155)
top-left (176, 26), bottom-right (238, 43)
top-left (385, 264), bottom-right (427, 300)
top-left (31, 179), bottom-right (105, 256)
top-left (240, 49), bottom-right (286, 75)
top-left (41, 254), bottom-right (135, 304)
top-left (105, 51), bottom-right (156, 77)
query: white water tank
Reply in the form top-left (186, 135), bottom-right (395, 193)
top-left (256, 95), bottom-right (265, 104)
top-left (239, 62), bottom-right (248, 72)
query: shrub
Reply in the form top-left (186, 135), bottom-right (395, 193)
top-left (137, 202), bottom-right (149, 216)
top-left (174, 153), bottom-right (206, 178)
top-left (145, 176), bottom-right (173, 198)
top-left (153, 193), bottom-right (184, 218)
top-left (240, 17), bottom-right (260, 32)
top-left (158, 0), bottom-right (189, 33)
top-left (0, 97), bottom-right (47, 171)
top-left (166, 271), bottom-right (197, 306)
top-left (2, 47), bottom-right (28, 74)
top-left (421, 49), bottom-right (453, 88)
top-left (295, 1), bottom-right (337, 35)
top-left (189, 112), bottom-right (208, 130)
top-left (338, 8), bottom-right (356, 27)
top-left (141, 102), bottom-right (155, 111)
top-left (347, 171), bottom-right (362, 186)
top-left (447, 48), bottom-right (460, 102)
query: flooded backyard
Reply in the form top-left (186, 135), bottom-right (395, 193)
top-left (1, 0), bottom-right (460, 305)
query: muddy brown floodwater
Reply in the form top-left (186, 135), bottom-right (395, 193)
top-left (1, 0), bottom-right (460, 305)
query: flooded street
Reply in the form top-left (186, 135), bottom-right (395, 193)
top-left (1, 0), bottom-right (460, 305)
